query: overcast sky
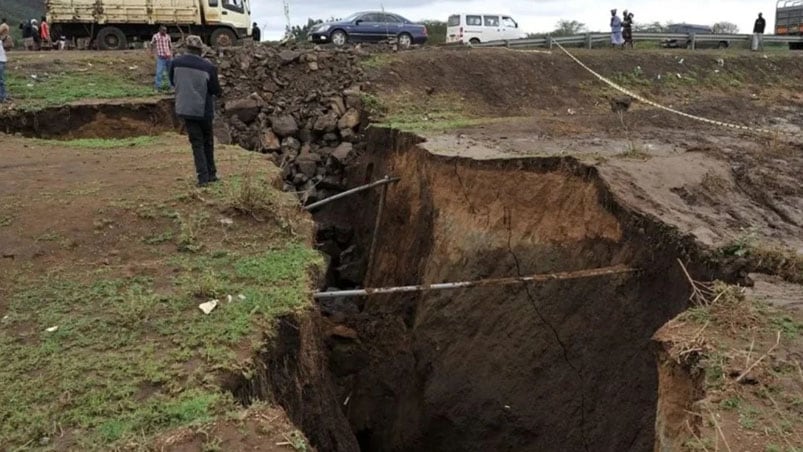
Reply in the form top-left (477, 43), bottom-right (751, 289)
top-left (252, 0), bottom-right (775, 39)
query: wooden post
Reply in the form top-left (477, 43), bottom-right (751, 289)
top-left (586, 32), bottom-right (592, 49)
top-left (690, 33), bottom-right (696, 50)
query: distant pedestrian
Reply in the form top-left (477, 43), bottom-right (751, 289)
top-left (752, 13), bottom-right (766, 51)
top-left (31, 19), bottom-right (40, 50)
top-left (0, 28), bottom-right (7, 103)
top-left (252, 22), bottom-right (261, 42)
top-left (150, 26), bottom-right (173, 91)
top-left (610, 9), bottom-right (624, 48)
top-left (623, 11), bottom-right (634, 48)
top-left (39, 16), bottom-right (51, 49)
top-left (20, 21), bottom-right (34, 50)
top-left (169, 35), bottom-right (222, 187)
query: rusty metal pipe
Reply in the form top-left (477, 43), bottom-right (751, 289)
top-left (314, 265), bottom-right (637, 299)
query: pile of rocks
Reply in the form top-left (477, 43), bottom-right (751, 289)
top-left (211, 43), bottom-right (374, 202)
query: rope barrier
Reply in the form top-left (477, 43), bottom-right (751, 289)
top-left (552, 41), bottom-right (793, 138)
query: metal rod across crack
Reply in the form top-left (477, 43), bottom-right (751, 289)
top-left (314, 265), bottom-right (637, 299)
top-left (303, 176), bottom-right (400, 211)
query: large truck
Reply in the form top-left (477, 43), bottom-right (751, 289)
top-left (775, 0), bottom-right (803, 49)
top-left (45, 0), bottom-right (252, 50)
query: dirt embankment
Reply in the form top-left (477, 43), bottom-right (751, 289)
top-left (0, 97), bottom-right (178, 138)
top-left (373, 48), bottom-right (803, 118)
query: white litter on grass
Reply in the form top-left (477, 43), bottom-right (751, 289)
top-left (220, 217), bottom-right (234, 226)
top-left (45, 326), bottom-right (59, 333)
top-left (2, 315), bottom-right (8, 321)
top-left (199, 300), bottom-right (219, 315)
top-left (227, 294), bottom-right (233, 303)
top-left (238, 294), bottom-right (246, 301)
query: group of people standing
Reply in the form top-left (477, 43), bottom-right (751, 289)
top-left (610, 9), bottom-right (635, 48)
top-left (19, 17), bottom-right (51, 50)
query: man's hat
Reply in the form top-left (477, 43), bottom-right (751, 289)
top-left (185, 35), bottom-right (204, 50)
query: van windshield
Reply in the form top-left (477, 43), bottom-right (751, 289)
top-left (448, 15), bottom-right (460, 26)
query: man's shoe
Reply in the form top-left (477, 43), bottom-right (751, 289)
top-left (210, 176), bottom-right (220, 183)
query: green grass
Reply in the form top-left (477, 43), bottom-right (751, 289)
top-left (359, 53), bottom-right (398, 69)
top-left (36, 136), bottom-right (160, 149)
top-left (6, 72), bottom-right (156, 110)
top-left (0, 243), bottom-right (322, 448)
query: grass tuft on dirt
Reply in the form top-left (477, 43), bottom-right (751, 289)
top-left (0, 136), bottom-right (320, 449)
top-left (658, 279), bottom-right (803, 451)
top-left (36, 136), bottom-right (161, 149)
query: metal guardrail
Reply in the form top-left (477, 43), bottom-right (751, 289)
top-left (473, 32), bottom-right (803, 49)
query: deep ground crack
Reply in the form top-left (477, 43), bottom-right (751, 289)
top-left (503, 208), bottom-right (591, 452)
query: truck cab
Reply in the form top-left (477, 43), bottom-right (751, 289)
top-left (201, 0), bottom-right (252, 46)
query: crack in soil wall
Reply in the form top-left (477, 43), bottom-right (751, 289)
top-left (0, 98), bottom-right (179, 139)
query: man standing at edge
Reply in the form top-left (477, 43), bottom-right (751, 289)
top-left (0, 25), bottom-right (7, 103)
top-left (170, 35), bottom-right (222, 187)
top-left (753, 13), bottom-right (766, 51)
top-left (252, 22), bottom-right (261, 42)
top-left (151, 25), bottom-right (173, 91)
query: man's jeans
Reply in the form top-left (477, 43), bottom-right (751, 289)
top-left (752, 33), bottom-right (764, 51)
top-left (154, 56), bottom-right (172, 90)
top-left (184, 119), bottom-right (216, 184)
top-left (0, 62), bottom-right (6, 102)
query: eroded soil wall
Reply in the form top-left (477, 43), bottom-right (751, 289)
top-left (317, 128), bottom-right (711, 452)
top-left (0, 99), bottom-right (178, 139)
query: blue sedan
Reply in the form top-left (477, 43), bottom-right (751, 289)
top-left (308, 11), bottom-right (428, 48)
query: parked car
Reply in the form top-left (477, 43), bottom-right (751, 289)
top-left (446, 13), bottom-right (527, 44)
top-left (662, 24), bottom-right (730, 49)
top-left (308, 12), bottom-right (427, 48)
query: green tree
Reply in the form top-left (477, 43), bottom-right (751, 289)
top-left (421, 20), bottom-right (446, 44)
top-left (712, 22), bottom-right (739, 34)
top-left (551, 19), bottom-right (587, 36)
top-left (290, 18), bottom-right (323, 42)
top-left (634, 21), bottom-right (668, 33)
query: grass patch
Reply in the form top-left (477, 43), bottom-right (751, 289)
top-left (37, 136), bottom-right (160, 149)
top-left (6, 72), bottom-right (156, 110)
top-left (0, 244), bottom-right (322, 448)
top-left (717, 228), bottom-right (803, 283)
top-left (359, 53), bottom-right (398, 69)
top-left (373, 92), bottom-right (496, 134)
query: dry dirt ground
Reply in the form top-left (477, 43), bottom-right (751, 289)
top-left (0, 132), bottom-right (318, 450)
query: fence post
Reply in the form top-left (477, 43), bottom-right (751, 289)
top-left (547, 35), bottom-right (553, 49)
top-left (585, 32), bottom-right (592, 49)
top-left (690, 32), bottom-right (696, 50)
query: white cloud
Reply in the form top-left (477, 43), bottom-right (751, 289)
top-left (251, 0), bottom-right (775, 39)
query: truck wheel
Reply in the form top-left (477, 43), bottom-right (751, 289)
top-left (97, 26), bottom-right (127, 51)
top-left (211, 28), bottom-right (237, 47)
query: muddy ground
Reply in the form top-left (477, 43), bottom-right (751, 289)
top-left (0, 45), bottom-right (801, 451)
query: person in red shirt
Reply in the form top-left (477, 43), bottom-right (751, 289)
top-left (150, 26), bottom-right (173, 91)
top-left (39, 17), bottom-right (51, 48)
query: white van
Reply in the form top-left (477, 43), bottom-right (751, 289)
top-left (446, 14), bottom-right (526, 44)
